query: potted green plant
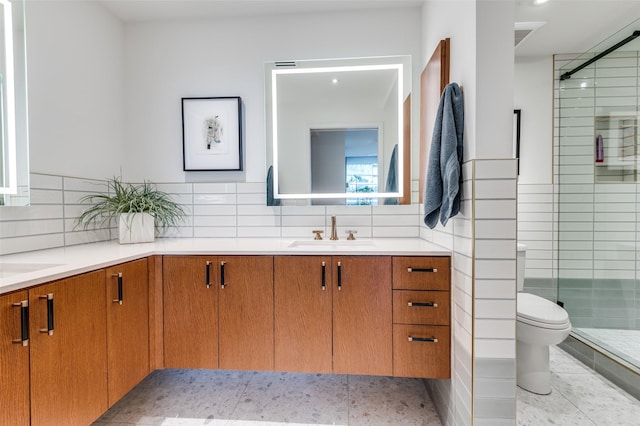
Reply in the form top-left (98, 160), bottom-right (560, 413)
top-left (76, 177), bottom-right (185, 244)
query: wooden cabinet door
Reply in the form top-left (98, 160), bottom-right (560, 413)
top-left (106, 258), bottom-right (150, 406)
top-left (219, 256), bottom-right (273, 371)
top-left (0, 290), bottom-right (30, 426)
top-left (29, 270), bottom-right (108, 426)
top-left (163, 256), bottom-right (218, 369)
top-left (274, 256), bottom-right (332, 373)
top-left (333, 256), bottom-right (392, 376)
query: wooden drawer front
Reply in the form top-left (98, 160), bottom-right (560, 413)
top-left (393, 290), bottom-right (449, 325)
top-left (393, 324), bottom-right (450, 379)
top-left (392, 257), bottom-right (450, 290)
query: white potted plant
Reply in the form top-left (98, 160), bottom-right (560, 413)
top-left (77, 177), bottom-right (185, 244)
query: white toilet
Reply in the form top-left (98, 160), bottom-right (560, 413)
top-left (516, 243), bottom-right (571, 395)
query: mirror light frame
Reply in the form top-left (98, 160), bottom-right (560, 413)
top-left (271, 62), bottom-right (404, 200)
top-left (0, 0), bottom-right (16, 195)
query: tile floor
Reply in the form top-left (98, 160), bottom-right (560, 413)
top-left (93, 370), bottom-right (441, 425)
top-left (517, 346), bottom-right (640, 426)
top-left (93, 346), bottom-right (640, 426)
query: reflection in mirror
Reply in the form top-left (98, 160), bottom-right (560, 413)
top-left (0, 0), bottom-right (28, 206)
top-left (266, 56), bottom-right (410, 205)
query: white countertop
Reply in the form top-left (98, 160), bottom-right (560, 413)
top-left (0, 237), bottom-right (450, 294)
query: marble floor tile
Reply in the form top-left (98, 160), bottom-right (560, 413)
top-left (347, 376), bottom-right (440, 426)
top-left (93, 370), bottom-right (438, 426)
top-left (230, 372), bottom-right (349, 424)
top-left (517, 346), bottom-right (640, 426)
top-left (516, 386), bottom-right (596, 426)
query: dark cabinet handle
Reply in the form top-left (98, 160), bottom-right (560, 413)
top-left (206, 261), bottom-right (212, 288)
top-left (407, 301), bottom-right (438, 307)
top-left (39, 293), bottom-right (54, 336)
top-left (321, 261), bottom-right (326, 290)
top-left (337, 262), bottom-right (342, 291)
top-left (407, 267), bottom-right (437, 273)
top-left (220, 261), bottom-right (226, 289)
top-left (408, 336), bottom-right (438, 343)
top-left (112, 272), bottom-right (123, 304)
top-left (12, 300), bottom-right (29, 346)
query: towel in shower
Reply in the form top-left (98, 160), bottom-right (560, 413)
top-left (383, 144), bottom-right (399, 205)
top-left (266, 165), bottom-right (280, 206)
top-left (423, 82), bottom-right (464, 228)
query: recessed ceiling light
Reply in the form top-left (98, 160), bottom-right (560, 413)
top-left (532, 0), bottom-right (550, 5)
top-left (332, 78), bottom-right (339, 84)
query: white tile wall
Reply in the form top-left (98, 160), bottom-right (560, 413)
top-left (472, 159), bottom-right (517, 425)
top-left (0, 175), bottom-right (424, 255)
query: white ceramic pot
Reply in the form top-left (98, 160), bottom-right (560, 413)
top-left (118, 213), bottom-right (155, 244)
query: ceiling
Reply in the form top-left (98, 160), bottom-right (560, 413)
top-left (97, 0), bottom-right (640, 58)
top-left (514, 0), bottom-right (640, 58)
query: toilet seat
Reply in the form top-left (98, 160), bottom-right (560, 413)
top-left (517, 293), bottom-right (570, 330)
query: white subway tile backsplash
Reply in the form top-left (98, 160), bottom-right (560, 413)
top-left (371, 214), bottom-right (416, 227)
top-left (281, 205), bottom-right (326, 216)
top-left (0, 234), bottom-right (65, 256)
top-left (29, 189), bottom-right (64, 205)
top-left (193, 227), bottom-right (237, 238)
top-left (193, 204), bottom-right (237, 216)
top-left (193, 216), bottom-right (237, 227)
top-left (371, 226), bottom-right (419, 238)
top-left (30, 174), bottom-right (63, 190)
top-left (475, 339), bottom-right (516, 359)
top-left (237, 215), bottom-right (281, 227)
top-left (282, 215), bottom-right (326, 227)
top-left (194, 193), bottom-right (238, 205)
top-left (326, 205), bottom-right (372, 215)
top-left (237, 227), bottom-right (281, 238)
top-left (236, 193), bottom-right (266, 205)
top-left (193, 183), bottom-right (237, 193)
top-left (0, 205), bottom-right (64, 221)
top-left (236, 182), bottom-right (264, 193)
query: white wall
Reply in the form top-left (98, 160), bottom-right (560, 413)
top-left (515, 56), bottom-right (553, 184)
top-left (421, 1), bottom-right (517, 425)
top-left (122, 8), bottom-right (421, 184)
top-left (26, 0), bottom-right (125, 179)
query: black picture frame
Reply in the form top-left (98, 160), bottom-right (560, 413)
top-left (182, 96), bottom-right (243, 171)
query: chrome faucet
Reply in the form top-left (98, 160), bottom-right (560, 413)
top-left (330, 215), bottom-right (338, 240)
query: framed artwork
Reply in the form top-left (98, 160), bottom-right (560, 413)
top-left (182, 97), bottom-right (243, 171)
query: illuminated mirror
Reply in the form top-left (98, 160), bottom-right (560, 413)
top-left (0, 0), bottom-right (28, 206)
top-left (266, 56), bottom-right (410, 205)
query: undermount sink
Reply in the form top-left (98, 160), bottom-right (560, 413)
top-left (288, 239), bottom-right (376, 248)
top-left (0, 262), bottom-right (63, 278)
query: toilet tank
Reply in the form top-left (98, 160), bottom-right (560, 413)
top-left (517, 243), bottom-right (526, 292)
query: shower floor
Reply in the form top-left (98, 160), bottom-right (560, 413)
top-left (576, 328), bottom-right (640, 368)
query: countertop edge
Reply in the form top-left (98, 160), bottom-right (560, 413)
top-left (0, 238), bottom-right (451, 294)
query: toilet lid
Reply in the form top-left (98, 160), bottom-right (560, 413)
top-left (517, 293), bottom-right (569, 326)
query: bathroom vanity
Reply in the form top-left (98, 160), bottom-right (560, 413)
top-left (0, 238), bottom-right (450, 426)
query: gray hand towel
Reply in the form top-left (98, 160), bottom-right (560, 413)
top-left (423, 82), bottom-right (464, 228)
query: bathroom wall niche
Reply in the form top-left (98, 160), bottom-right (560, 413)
top-left (594, 114), bottom-right (637, 183)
